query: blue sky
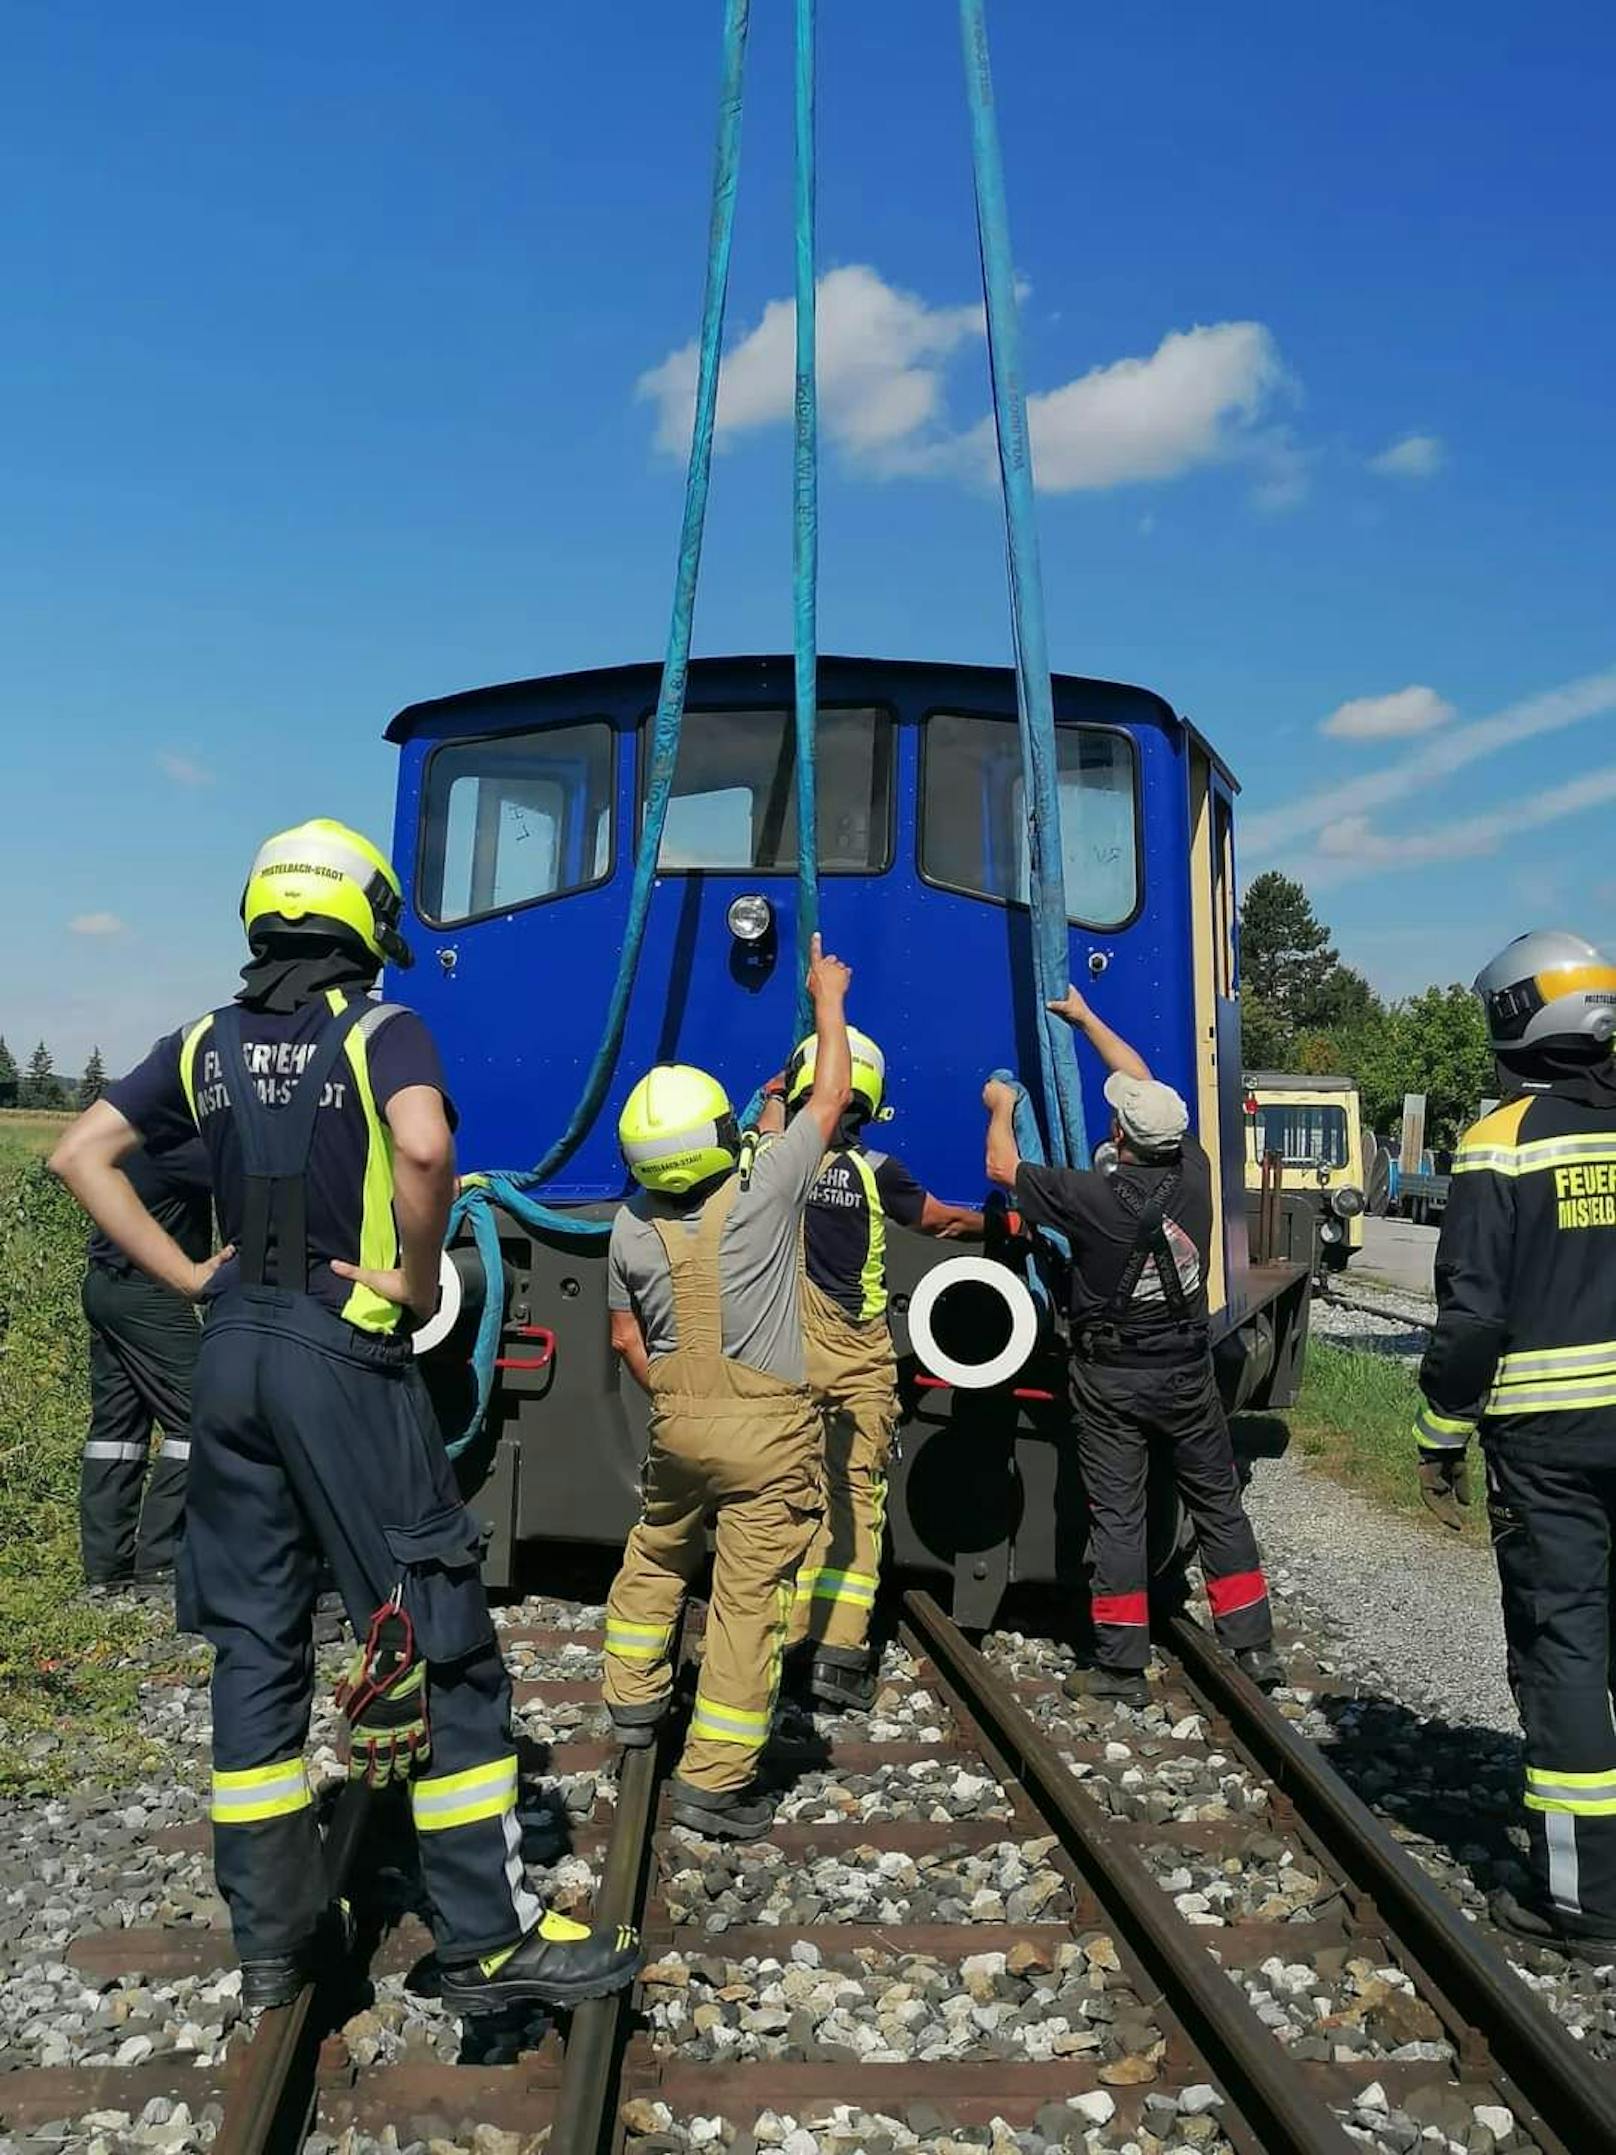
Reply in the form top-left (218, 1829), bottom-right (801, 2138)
top-left (3, 2), bottom-right (1613, 1073)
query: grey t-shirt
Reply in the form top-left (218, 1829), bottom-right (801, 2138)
top-left (608, 1110), bottom-right (825, 1384)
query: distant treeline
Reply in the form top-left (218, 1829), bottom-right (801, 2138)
top-left (0, 1036), bottom-right (104, 1112)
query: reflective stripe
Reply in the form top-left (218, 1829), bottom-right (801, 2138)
top-left (1526, 1765), bottom-right (1616, 1812)
top-left (1487, 1376), bottom-right (1616, 1415)
top-left (157, 1439), bottom-right (191, 1462)
top-left (1413, 1404), bottom-right (1475, 1451)
top-left (332, 991), bottom-right (402, 1336)
top-left (212, 1755), bottom-right (312, 1824)
top-left (1206, 1568), bottom-right (1268, 1617)
top-left (689, 1693), bottom-right (771, 1745)
top-left (500, 1803), bottom-right (543, 1931)
top-left (1092, 1592), bottom-right (1149, 1627)
top-left (1496, 1341), bottom-right (1616, 1380)
top-left (846, 1149), bottom-right (887, 1322)
top-left (1545, 1810), bottom-right (1582, 1914)
top-left (83, 1440), bottom-right (149, 1461)
top-left (1454, 1133), bottom-right (1616, 1180)
top-left (411, 1753), bottom-right (519, 1832)
top-left (801, 1566), bottom-right (878, 1608)
top-left (605, 1618), bottom-right (673, 1661)
top-left (791, 1565), bottom-right (822, 1607)
top-left (178, 1014), bottom-right (214, 1127)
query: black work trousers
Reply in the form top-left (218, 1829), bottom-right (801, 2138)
top-left (1071, 1354), bottom-right (1273, 1673)
top-left (1486, 1429), bottom-right (1616, 1932)
top-left (182, 1287), bottom-right (540, 1966)
top-left (79, 1263), bottom-right (199, 1583)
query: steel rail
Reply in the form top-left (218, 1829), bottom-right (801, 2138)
top-left (550, 1610), bottom-right (688, 2155)
top-left (902, 1590), bottom-right (1356, 2155)
top-left (215, 1779), bottom-right (374, 2155)
top-left (1167, 1612), bottom-right (1616, 2155)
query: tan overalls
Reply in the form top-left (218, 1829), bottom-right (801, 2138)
top-left (602, 1176), bottom-right (823, 1793)
top-left (786, 1151), bottom-right (902, 1658)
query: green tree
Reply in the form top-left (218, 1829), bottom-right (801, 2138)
top-left (1238, 995), bottom-right (1292, 1073)
top-left (77, 1047), bottom-right (106, 1109)
top-left (1240, 872), bottom-right (1340, 1039)
top-left (0, 1036), bottom-right (16, 1109)
top-left (1396, 984), bottom-right (1496, 1146)
top-left (20, 1041), bottom-right (62, 1111)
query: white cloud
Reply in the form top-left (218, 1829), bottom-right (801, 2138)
top-left (638, 268), bottom-right (1293, 497)
top-left (69, 912), bottom-right (126, 937)
top-left (1018, 321), bottom-right (1290, 493)
top-left (636, 264), bottom-right (984, 459)
top-left (1243, 666), bottom-right (1616, 857)
top-left (1308, 767), bottom-right (1616, 890)
top-left (158, 751), bottom-right (213, 788)
top-left (1320, 685), bottom-right (1455, 740)
top-left (1369, 432), bottom-right (1445, 479)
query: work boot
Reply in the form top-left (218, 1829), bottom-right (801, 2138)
top-left (810, 1644), bottom-right (877, 1715)
top-left (1235, 1646), bottom-right (1286, 1691)
top-left (608, 1696), bottom-right (671, 1751)
top-left (1489, 1887), bottom-right (1616, 1964)
top-left (240, 1902), bottom-right (353, 2012)
top-left (438, 1911), bottom-right (643, 2015)
top-left (668, 1776), bottom-right (777, 1842)
top-left (1062, 1664), bottom-right (1151, 1710)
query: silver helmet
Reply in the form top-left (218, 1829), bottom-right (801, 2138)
top-left (1473, 930), bottom-right (1616, 1055)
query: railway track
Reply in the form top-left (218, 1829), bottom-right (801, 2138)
top-left (5, 1597), bottom-right (1613, 2155)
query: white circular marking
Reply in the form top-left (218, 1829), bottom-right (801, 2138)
top-left (907, 1256), bottom-right (1040, 1392)
top-left (412, 1249), bottom-right (465, 1356)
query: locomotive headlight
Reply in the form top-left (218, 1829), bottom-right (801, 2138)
top-left (1319, 1216), bottom-right (1345, 1244)
top-left (726, 892), bottom-right (773, 944)
top-left (1331, 1184), bottom-right (1365, 1219)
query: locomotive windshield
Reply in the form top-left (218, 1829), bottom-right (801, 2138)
top-left (420, 721), bottom-right (616, 925)
top-left (649, 705), bottom-right (893, 873)
top-left (921, 713), bottom-right (1138, 928)
top-left (1254, 1103), bottom-right (1349, 1169)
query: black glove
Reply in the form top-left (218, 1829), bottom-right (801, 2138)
top-left (1417, 1449), bottom-right (1471, 1533)
top-left (335, 1601), bottom-right (430, 1786)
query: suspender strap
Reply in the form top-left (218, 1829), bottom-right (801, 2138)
top-left (1104, 1160), bottom-right (1188, 1326)
top-left (211, 998), bottom-right (369, 1293)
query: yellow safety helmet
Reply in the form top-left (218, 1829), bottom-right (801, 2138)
top-left (619, 1065), bottom-right (740, 1195)
top-left (241, 819), bottom-right (413, 969)
top-left (786, 1025), bottom-right (887, 1120)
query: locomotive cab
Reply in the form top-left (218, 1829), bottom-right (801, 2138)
top-left (387, 654), bottom-right (1310, 1617)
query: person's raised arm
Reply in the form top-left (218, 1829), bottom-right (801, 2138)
top-left (799, 934), bottom-right (853, 1146)
top-left (333, 1083), bottom-right (454, 1325)
top-left (1047, 986), bottom-right (1150, 1080)
top-left (982, 1079), bottom-right (1022, 1191)
top-left (51, 1101), bottom-right (232, 1300)
top-left (919, 1194), bottom-right (985, 1240)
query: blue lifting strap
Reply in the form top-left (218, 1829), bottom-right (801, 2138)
top-left (443, 0), bottom-right (753, 1454)
top-left (790, 0), bottom-right (821, 1040)
top-left (957, 0), bottom-right (1088, 1171)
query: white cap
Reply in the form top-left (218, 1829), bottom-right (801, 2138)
top-left (1104, 1070), bottom-right (1190, 1156)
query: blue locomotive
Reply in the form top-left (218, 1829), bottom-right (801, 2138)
top-left (389, 652), bottom-right (1312, 1621)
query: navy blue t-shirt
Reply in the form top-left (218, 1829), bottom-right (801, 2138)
top-left (805, 1144), bottom-right (927, 1317)
top-left (104, 996), bottom-right (454, 1324)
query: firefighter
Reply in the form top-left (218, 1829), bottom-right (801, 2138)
top-left (983, 986), bottom-right (1282, 1706)
top-left (602, 935), bottom-right (853, 1839)
top-left (1415, 930), bottom-right (1616, 1958)
top-left (76, 1134), bottom-right (210, 1595)
top-left (758, 1028), bottom-right (983, 1711)
top-left (50, 819), bottom-right (641, 2015)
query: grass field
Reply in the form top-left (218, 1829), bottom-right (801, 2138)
top-left (0, 1106), bottom-right (71, 1169)
top-left (0, 1142), bottom-right (204, 1797)
top-left (1265, 1337), bottom-right (1486, 1542)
